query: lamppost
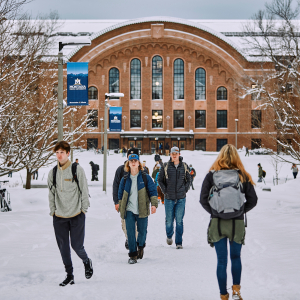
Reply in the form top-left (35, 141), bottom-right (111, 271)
top-left (70, 107), bottom-right (77, 162)
top-left (144, 116), bottom-right (148, 131)
top-left (57, 40), bottom-right (91, 142)
top-left (103, 92), bottom-right (124, 192)
top-left (100, 118), bottom-right (103, 149)
top-left (166, 115), bottom-right (170, 131)
top-left (188, 116), bottom-right (192, 132)
top-left (235, 119), bottom-right (239, 148)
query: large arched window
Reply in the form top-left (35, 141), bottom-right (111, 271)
top-left (130, 59), bottom-right (141, 99)
top-left (217, 86), bottom-right (227, 100)
top-left (88, 86), bottom-right (98, 100)
top-left (109, 68), bottom-right (119, 99)
top-left (174, 59), bottom-right (184, 100)
top-left (195, 68), bottom-right (206, 100)
top-left (152, 56), bottom-right (163, 99)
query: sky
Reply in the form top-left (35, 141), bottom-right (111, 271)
top-left (22, 0), bottom-right (268, 20)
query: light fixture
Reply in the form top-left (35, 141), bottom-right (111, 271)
top-left (155, 81), bottom-right (159, 86)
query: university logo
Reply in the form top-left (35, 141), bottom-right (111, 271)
top-left (69, 78), bottom-right (86, 91)
top-left (74, 78), bottom-right (81, 85)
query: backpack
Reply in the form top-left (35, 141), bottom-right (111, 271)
top-left (50, 162), bottom-right (81, 195)
top-left (95, 164), bottom-right (100, 171)
top-left (262, 170), bottom-right (266, 178)
top-left (163, 161), bottom-right (189, 182)
top-left (123, 170), bottom-right (151, 198)
top-left (208, 170), bottom-right (246, 220)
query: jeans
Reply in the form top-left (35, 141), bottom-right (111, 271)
top-left (214, 238), bottom-right (242, 296)
top-left (293, 172), bottom-right (298, 179)
top-left (164, 198), bottom-right (186, 245)
top-left (53, 213), bottom-right (88, 275)
top-left (125, 211), bottom-right (148, 257)
top-left (258, 177), bottom-right (262, 182)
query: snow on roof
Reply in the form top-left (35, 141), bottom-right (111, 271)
top-left (65, 16), bottom-right (247, 60)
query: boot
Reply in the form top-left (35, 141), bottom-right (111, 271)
top-left (232, 285), bottom-right (243, 300)
top-left (220, 294), bottom-right (229, 300)
top-left (59, 274), bottom-right (74, 286)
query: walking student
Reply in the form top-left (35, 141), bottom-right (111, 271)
top-left (112, 148), bottom-right (139, 250)
top-left (48, 141), bottom-right (93, 287)
top-left (189, 164), bottom-right (196, 190)
top-left (291, 163), bottom-right (298, 179)
top-left (200, 144), bottom-right (258, 300)
top-left (157, 146), bottom-right (191, 249)
top-left (257, 163), bottom-right (263, 182)
top-left (155, 166), bottom-right (165, 204)
top-left (117, 153), bottom-right (158, 264)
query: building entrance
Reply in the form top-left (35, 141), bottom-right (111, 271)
top-left (128, 140), bottom-right (142, 153)
top-left (150, 140), bottom-right (164, 154)
top-left (171, 140), bottom-right (186, 151)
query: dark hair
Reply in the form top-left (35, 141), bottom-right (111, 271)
top-left (258, 163), bottom-right (261, 166)
top-left (54, 141), bottom-right (70, 153)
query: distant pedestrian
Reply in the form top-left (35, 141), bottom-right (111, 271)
top-left (142, 161), bottom-right (149, 174)
top-left (189, 164), bottom-right (196, 190)
top-left (48, 141), bottom-right (93, 286)
top-left (154, 152), bottom-right (160, 163)
top-left (257, 163), bottom-right (263, 182)
top-left (75, 158), bottom-right (79, 165)
top-left (117, 153), bottom-right (158, 264)
top-left (245, 147), bottom-right (249, 156)
top-left (200, 144), bottom-right (257, 300)
top-left (155, 166), bottom-right (164, 204)
top-left (165, 142), bottom-right (170, 156)
top-left (7, 161), bottom-right (13, 177)
top-left (89, 161), bottom-right (99, 181)
top-left (157, 146), bottom-right (191, 249)
top-left (291, 164), bottom-right (298, 179)
top-left (152, 163), bottom-right (160, 179)
top-left (33, 169), bottom-right (39, 180)
top-left (159, 142), bottom-right (163, 155)
top-left (158, 158), bottom-right (163, 168)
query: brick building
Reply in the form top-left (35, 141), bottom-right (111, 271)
top-left (58, 17), bottom-right (273, 153)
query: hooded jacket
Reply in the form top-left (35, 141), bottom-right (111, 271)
top-left (157, 157), bottom-right (191, 200)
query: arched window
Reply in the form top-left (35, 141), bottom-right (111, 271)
top-left (217, 86), bottom-right (227, 100)
top-left (88, 86), bottom-right (98, 100)
top-left (109, 68), bottom-right (119, 99)
top-left (195, 68), bottom-right (206, 100)
top-left (130, 59), bottom-right (141, 99)
top-left (152, 56), bottom-right (163, 99)
top-left (174, 59), bottom-right (184, 100)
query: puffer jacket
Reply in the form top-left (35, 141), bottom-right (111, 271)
top-left (157, 157), bottom-right (191, 200)
top-left (118, 171), bottom-right (158, 219)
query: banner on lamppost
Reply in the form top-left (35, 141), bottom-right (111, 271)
top-left (109, 107), bottom-right (122, 132)
top-left (67, 62), bottom-right (89, 106)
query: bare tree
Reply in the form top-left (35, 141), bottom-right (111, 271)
top-left (240, 0), bottom-right (300, 163)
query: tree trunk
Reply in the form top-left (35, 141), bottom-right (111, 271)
top-left (26, 168), bottom-right (32, 189)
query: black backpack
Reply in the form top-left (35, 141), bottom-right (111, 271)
top-left (262, 170), bottom-right (266, 178)
top-left (50, 162), bottom-right (81, 195)
top-left (95, 164), bottom-right (100, 171)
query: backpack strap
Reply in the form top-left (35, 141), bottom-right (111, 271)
top-left (141, 170), bottom-right (150, 198)
top-left (183, 162), bottom-right (189, 182)
top-left (71, 162), bottom-right (81, 195)
top-left (50, 165), bottom-right (58, 195)
top-left (163, 162), bottom-right (168, 180)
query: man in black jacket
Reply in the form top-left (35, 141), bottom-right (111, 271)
top-left (112, 148), bottom-right (139, 249)
top-left (157, 147), bottom-right (191, 249)
top-left (89, 161), bottom-right (99, 181)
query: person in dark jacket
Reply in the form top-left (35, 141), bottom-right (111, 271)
top-left (117, 153), bottom-right (158, 264)
top-left (189, 164), bottom-right (196, 190)
top-left (112, 148), bottom-right (139, 249)
top-left (142, 161), bottom-right (149, 174)
top-left (157, 146), bottom-right (191, 249)
top-left (89, 161), bottom-right (99, 181)
top-left (165, 142), bottom-right (170, 156)
top-left (200, 144), bottom-right (258, 300)
top-left (154, 152), bottom-right (160, 163)
top-left (257, 163), bottom-right (263, 182)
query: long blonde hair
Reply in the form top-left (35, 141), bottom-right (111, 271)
top-left (209, 144), bottom-right (255, 185)
top-left (124, 160), bottom-right (143, 173)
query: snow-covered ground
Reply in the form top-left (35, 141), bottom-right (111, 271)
top-left (0, 150), bottom-right (299, 299)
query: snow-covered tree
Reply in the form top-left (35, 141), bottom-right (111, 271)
top-left (240, 0), bottom-right (300, 163)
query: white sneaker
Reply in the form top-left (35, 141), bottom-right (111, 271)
top-left (176, 245), bottom-right (183, 249)
top-left (166, 238), bottom-right (173, 245)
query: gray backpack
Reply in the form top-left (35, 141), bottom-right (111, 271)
top-left (208, 169), bottom-right (246, 219)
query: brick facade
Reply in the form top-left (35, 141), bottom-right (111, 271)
top-left (65, 19), bottom-right (274, 153)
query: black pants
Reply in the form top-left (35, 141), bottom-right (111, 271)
top-left (53, 213), bottom-right (88, 275)
top-left (91, 173), bottom-right (98, 181)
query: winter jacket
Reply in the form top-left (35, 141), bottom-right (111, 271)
top-left (154, 154), bottom-right (160, 162)
top-left (112, 161), bottom-right (128, 205)
top-left (118, 171), bottom-right (158, 219)
top-left (48, 160), bottom-right (90, 218)
top-left (90, 161), bottom-right (99, 174)
top-left (157, 157), bottom-right (191, 200)
top-left (200, 171), bottom-right (258, 220)
top-left (165, 143), bottom-right (170, 150)
top-left (258, 166), bottom-right (263, 177)
top-left (292, 166), bottom-right (298, 173)
top-left (152, 168), bottom-right (159, 180)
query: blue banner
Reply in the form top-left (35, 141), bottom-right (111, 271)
top-left (109, 107), bottom-right (122, 132)
top-left (67, 62), bottom-right (88, 106)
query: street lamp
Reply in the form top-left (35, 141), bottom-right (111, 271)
top-left (235, 119), bottom-right (239, 148)
top-left (103, 92), bottom-right (124, 192)
top-left (70, 107), bottom-right (77, 162)
top-left (57, 40), bottom-right (91, 142)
